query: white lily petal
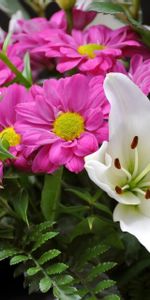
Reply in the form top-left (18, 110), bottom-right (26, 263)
top-left (104, 73), bottom-right (150, 138)
top-left (139, 198), bottom-right (150, 218)
top-left (76, 0), bottom-right (92, 10)
top-left (85, 144), bottom-right (140, 205)
top-left (104, 73), bottom-right (150, 169)
top-left (113, 203), bottom-right (150, 252)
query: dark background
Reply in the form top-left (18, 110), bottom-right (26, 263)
top-left (0, 0), bottom-right (149, 299)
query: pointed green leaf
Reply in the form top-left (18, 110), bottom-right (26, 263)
top-left (41, 168), bottom-right (63, 221)
top-left (23, 52), bottom-right (32, 84)
top-left (0, 139), bottom-right (15, 160)
top-left (87, 262), bottom-right (117, 281)
top-left (32, 231), bottom-right (59, 252)
top-left (10, 255), bottom-right (28, 265)
top-left (103, 295), bottom-right (120, 300)
top-left (88, 1), bottom-right (124, 14)
top-left (0, 0), bottom-right (29, 17)
top-left (13, 189), bottom-right (29, 225)
top-left (38, 249), bottom-right (61, 265)
top-left (39, 277), bottom-right (52, 293)
top-left (94, 279), bottom-right (116, 294)
top-left (0, 249), bottom-right (18, 261)
top-left (46, 263), bottom-right (68, 275)
top-left (27, 266), bottom-right (40, 276)
top-left (55, 275), bottom-right (74, 286)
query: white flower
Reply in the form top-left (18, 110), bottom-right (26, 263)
top-left (76, 0), bottom-right (92, 10)
top-left (9, 11), bottom-right (23, 33)
top-left (85, 73), bottom-right (150, 252)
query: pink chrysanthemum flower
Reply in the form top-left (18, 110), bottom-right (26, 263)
top-left (16, 74), bottom-right (109, 174)
top-left (12, 9), bottom-right (95, 71)
top-left (41, 25), bottom-right (140, 74)
top-left (112, 55), bottom-right (150, 95)
top-left (128, 55), bottom-right (150, 95)
top-left (0, 84), bottom-right (30, 173)
top-left (0, 45), bottom-right (23, 86)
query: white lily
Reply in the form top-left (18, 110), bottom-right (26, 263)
top-left (85, 73), bottom-right (150, 252)
top-left (76, 0), bottom-right (92, 10)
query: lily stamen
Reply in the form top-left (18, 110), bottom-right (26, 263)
top-left (132, 163), bottom-right (150, 186)
top-left (132, 188), bottom-right (145, 196)
top-left (130, 136), bottom-right (138, 149)
top-left (114, 158), bottom-right (132, 181)
top-left (145, 189), bottom-right (150, 199)
top-left (114, 158), bottom-right (121, 169)
top-left (131, 147), bottom-right (139, 179)
top-left (115, 186), bottom-right (122, 194)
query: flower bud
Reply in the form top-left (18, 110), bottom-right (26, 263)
top-left (55, 0), bottom-right (76, 10)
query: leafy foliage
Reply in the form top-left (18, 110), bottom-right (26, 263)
top-left (69, 243), bottom-right (120, 299)
top-left (0, 220), bottom-right (80, 299)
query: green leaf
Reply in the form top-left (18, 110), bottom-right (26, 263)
top-left (2, 32), bottom-right (12, 53)
top-left (94, 279), bottom-right (116, 294)
top-left (78, 244), bottom-right (110, 270)
top-left (32, 231), bottom-right (59, 252)
top-left (0, 139), bottom-right (15, 161)
top-left (55, 275), bottom-right (74, 286)
top-left (87, 262), bottom-right (117, 281)
top-left (39, 277), bottom-right (52, 293)
top-left (53, 286), bottom-right (81, 300)
top-left (0, 249), bottom-right (18, 261)
top-left (67, 188), bottom-right (112, 216)
top-left (103, 295), bottom-right (120, 300)
top-left (46, 263), bottom-right (68, 275)
top-left (122, 8), bottom-right (150, 47)
top-left (0, 0), bottom-right (29, 17)
top-left (41, 168), bottom-right (63, 221)
top-left (23, 52), bottom-right (32, 84)
top-left (38, 249), bottom-right (61, 265)
top-left (10, 255), bottom-right (28, 265)
top-left (88, 1), bottom-right (124, 14)
top-left (27, 266), bottom-right (40, 276)
top-left (13, 189), bottom-right (29, 225)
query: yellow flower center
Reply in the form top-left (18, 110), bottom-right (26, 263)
top-left (0, 127), bottom-right (21, 146)
top-left (53, 112), bottom-right (84, 141)
top-left (78, 43), bottom-right (105, 59)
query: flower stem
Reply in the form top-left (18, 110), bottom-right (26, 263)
top-left (0, 52), bottom-right (31, 88)
top-left (131, 0), bottom-right (141, 20)
top-left (65, 9), bottom-right (73, 33)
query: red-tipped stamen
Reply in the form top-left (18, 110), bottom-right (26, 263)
top-left (114, 158), bottom-right (121, 169)
top-left (115, 186), bottom-right (122, 194)
top-left (131, 136), bottom-right (138, 149)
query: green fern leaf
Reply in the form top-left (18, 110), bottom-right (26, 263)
top-left (32, 231), bottom-right (59, 251)
top-left (32, 221), bottom-right (54, 233)
top-left (39, 277), bottom-right (52, 293)
top-left (27, 266), bottom-right (40, 276)
top-left (87, 262), bottom-right (117, 281)
top-left (55, 275), bottom-right (74, 286)
top-left (10, 255), bottom-right (28, 265)
top-left (53, 286), bottom-right (81, 300)
top-left (78, 244), bottom-right (109, 268)
top-left (46, 263), bottom-right (68, 275)
top-left (94, 279), bottom-right (116, 294)
top-left (103, 295), bottom-right (121, 300)
top-left (0, 249), bottom-right (19, 261)
top-left (38, 249), bottom-right (61, 265)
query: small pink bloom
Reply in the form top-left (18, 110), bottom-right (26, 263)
top-left (16, 74), bottom-right (109, 174)
top-left (0, 84), bottom-right (31, 172)
top-left (128, 55), bottom-right (150, 95)
top-left (42, 25), bottom-right (140, 74)
top-left (0, 45), bottom-right (23, 87)
top-left (112, 55), bottom-right (150, 95)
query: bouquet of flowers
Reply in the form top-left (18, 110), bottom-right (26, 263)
top-left (1, 0), bottom-right (150, 299)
